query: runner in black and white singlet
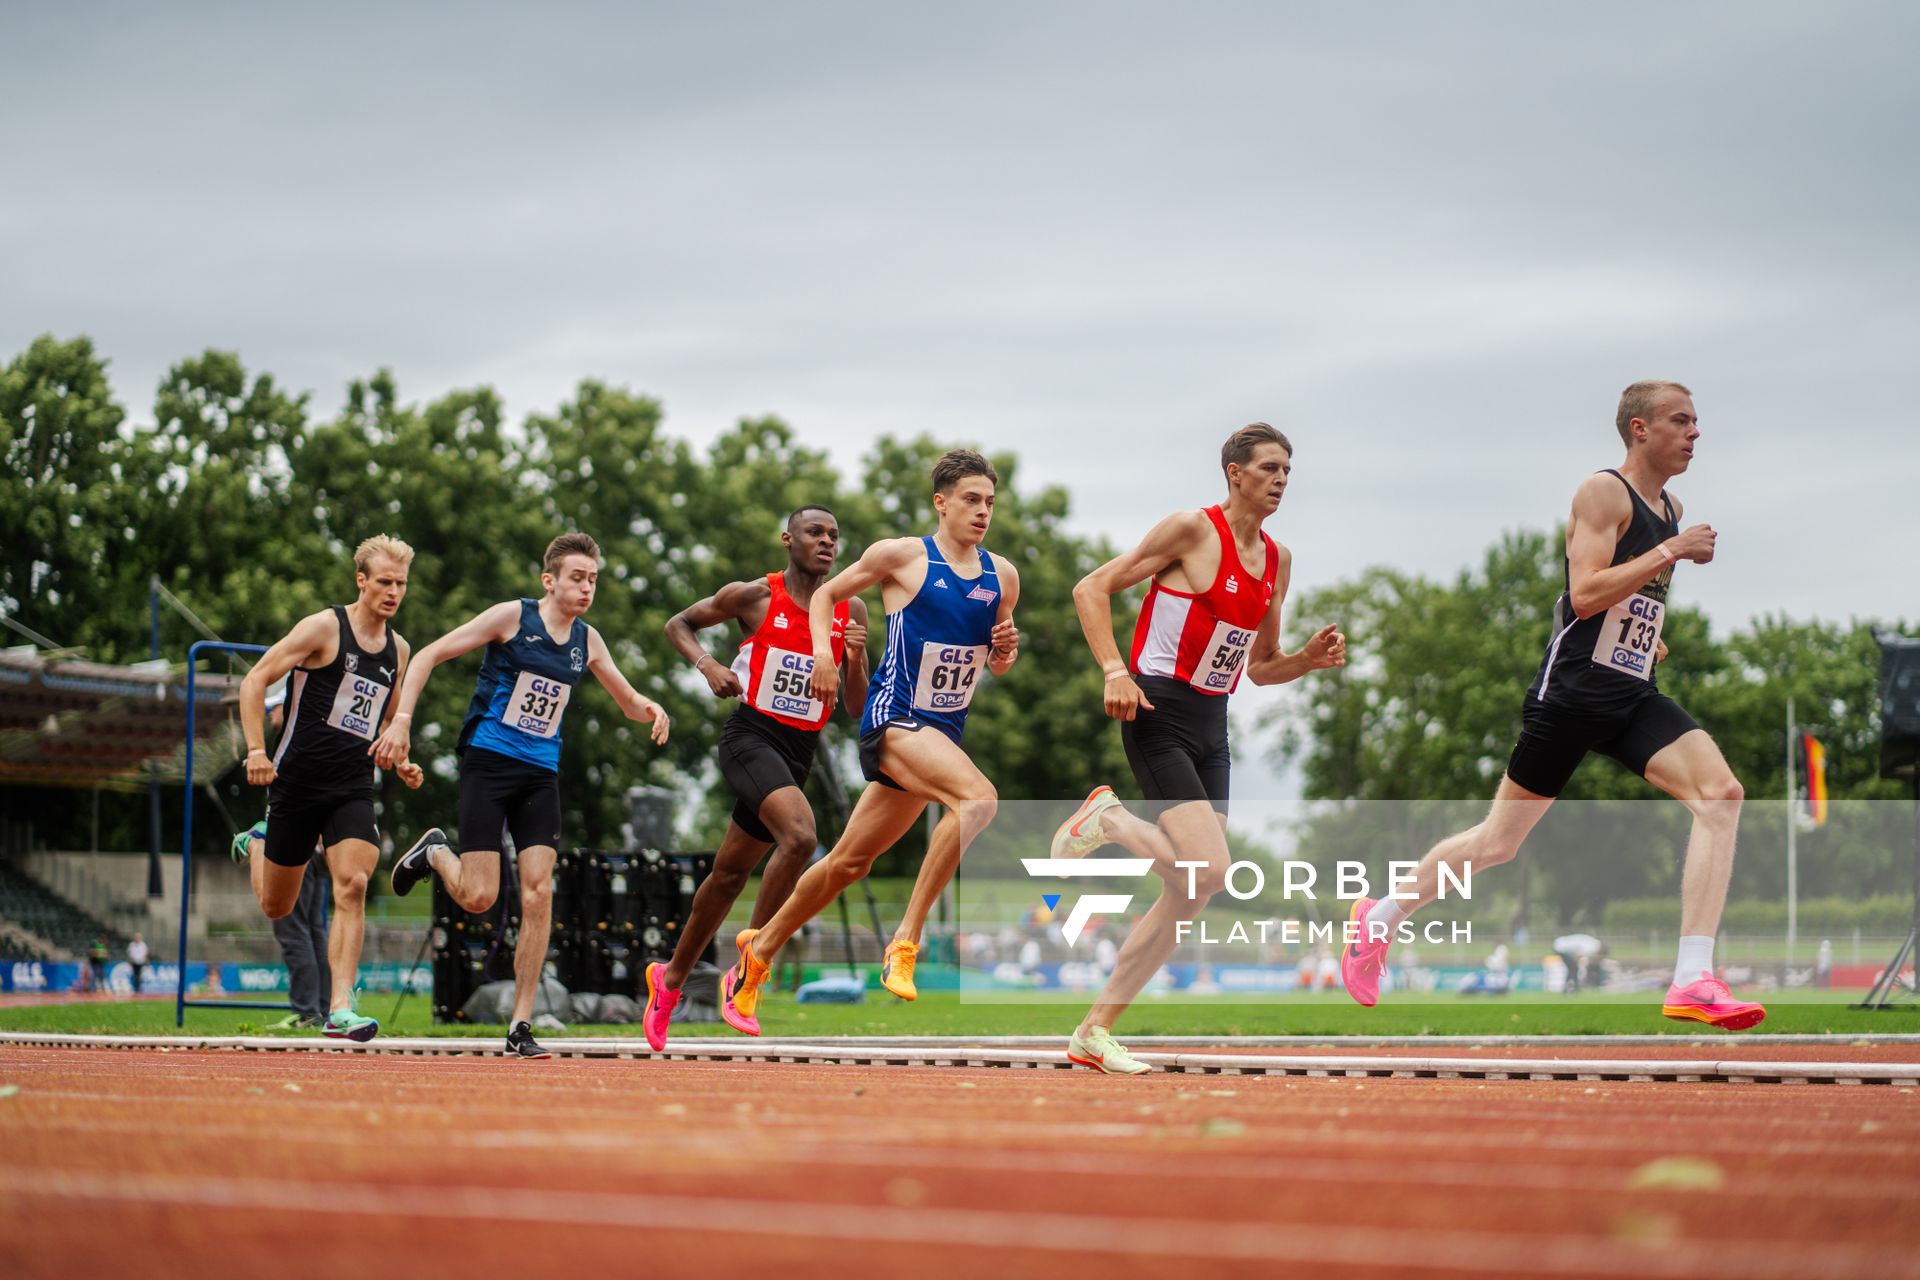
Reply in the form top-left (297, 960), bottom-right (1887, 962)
top-left (374, 532), bottom-right (672, 1058)
top-left (1342, 381), bottom-right (1765, 1031)
top-left (238, 535), bottom-right (426, 1042)
top-left (1052, 424), bottom-right (1347, 1074)
top-left (724, 450), bottom-right (1022, 1025)
top-left (642, 504), bottom-right (870, 1051)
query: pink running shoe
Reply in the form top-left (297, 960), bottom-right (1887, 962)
top-left (1662, 972), bottom-right (1766, 1031)
top-left (642, 963), bottom-right (681, 1052)
top-left (718, 931), bottom-right (762, 1037)
top-left (1340, 896), bottom-right (1391, 1008)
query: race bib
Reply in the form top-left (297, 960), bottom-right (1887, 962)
top-left (1590, 592), bottom-right (1663, 681)
top-left (1189, 620), bottom-right (1256, 693)
top-left (754, 649), bottom-right (826, 721)
top-left (502, 670), bottom-right (572, 738)
top-left (912, 642), bottom-right (986, 713)
top-left (325, 674), bottom-right (391, 741)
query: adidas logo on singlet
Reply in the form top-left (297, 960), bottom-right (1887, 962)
top-left (934, 578), bottom-right (949, 589)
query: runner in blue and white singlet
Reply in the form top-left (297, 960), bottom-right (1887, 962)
top-left (723, 449), bottom-right (1022, 1027)
top-left (861, 534), bottom-right (1001, 750)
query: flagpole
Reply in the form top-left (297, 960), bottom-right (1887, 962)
top-left (1786, 694), bottom-right (1798, 970)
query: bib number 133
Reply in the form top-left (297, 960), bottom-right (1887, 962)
top-left (1591, 593), bottom-right (1663, 681)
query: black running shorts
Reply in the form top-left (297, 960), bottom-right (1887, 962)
top-left (456, 745), bottom-right (563, 854)
top-left (1120, 675), bottom-right (1231, 813)
top-left (718, 706), bottom-right (819, 843)
top-left (1504, 692), bottom-right (1701, 798)
top-left (263, 785), bottom-right (378, 868)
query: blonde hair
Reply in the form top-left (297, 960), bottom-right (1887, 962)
top-left (1616, 381), bottom-right (1692, 446)
top-left (354, 534), bottom-right (415, 575)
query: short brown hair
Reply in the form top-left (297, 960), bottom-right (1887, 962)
top-left (353, 534), bottom-right (414, 575)
top-left (543, 532), bottom-right (601, 576)
top-left (1221, 423), bottom-right (1293, 478)
top-left (931, 448), bottom-right (998, 495)
top-left (1616, 381), bottom-right (1692, 446)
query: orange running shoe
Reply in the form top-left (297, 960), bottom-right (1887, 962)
top-left (727, 928), bottom-right (773, 1023)
top-left (880, 939), bottom-right (919, 1000)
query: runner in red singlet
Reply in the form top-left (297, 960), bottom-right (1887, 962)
top-left (643, 505), bottom-right (869, 1050)
top-left (1054, 424), bottom-right (1346, 1074)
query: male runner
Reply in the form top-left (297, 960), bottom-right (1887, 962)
top-left (1341, 381), bottom-right (1764, 1029)
top-left (1053, 423), bottom-right (1346, 1074)
top-left (724, 449), bottom-right (1019, 1024)
top-left (237, 535), bottom-right (426, 1042)
top-left (641, 505), bottom-right (869, 1049)
top-left (374, 532), bottom-right (671, 1058)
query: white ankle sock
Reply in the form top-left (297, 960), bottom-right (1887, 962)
top-left (1365, 898), bottom-right (1407, 933)
top-left (1674, 936), bottom-right (1714, 986)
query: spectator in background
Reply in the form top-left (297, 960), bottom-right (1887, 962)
top-left (1553, 932), bottom-right (1605, 994)
top-left (233, 822), bottom-right (331, 1029)
top-left (85, 937), bottom-right (109, 994)
top-left (126, 934), bottom-right (149, 993)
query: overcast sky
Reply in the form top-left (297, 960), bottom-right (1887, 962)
top-left (6, 4), bottom-right (1915, 831)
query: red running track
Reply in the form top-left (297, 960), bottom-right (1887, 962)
top-left (1, 1045), bottom-right (1917, 1279)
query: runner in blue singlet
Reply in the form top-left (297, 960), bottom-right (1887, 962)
top-left (371, 532), bottom-right (672, 1058)
top-left (722, 449), bottom-right (1022, 1025)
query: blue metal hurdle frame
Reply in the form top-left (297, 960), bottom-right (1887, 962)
top-left (175, 639), bottom-right (294, 1027)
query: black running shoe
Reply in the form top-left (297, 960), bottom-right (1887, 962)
top-left (505, 1021), bottom-right (552, 1060)
top-left (389, 827), bottom-right (447, 897)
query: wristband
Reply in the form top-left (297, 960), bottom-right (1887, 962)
top-left (246, 747), bottom-right (267, 758)
top-left (393, 712), bottom-right (412, 721)
top-left (1104, 669), bottom-right (1129, 682)
top-left (1655, 542), bottom-right (1676, 566)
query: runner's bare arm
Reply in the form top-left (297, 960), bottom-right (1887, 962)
top-left (371, 600), bottom-right (520, 768)
top-left (988, 557), bottom-right (1020, 676)
top-left (1565, 476), bottom-right (1716, 618)
top-left (1245, 547), bottom-right (1345, 684)
top-left (839, 595), bottom-right (871, 718)
top-left (586, 626), bottom-right (670, 745)
top-left (382, 637), bottom-right (425, 788)
top-left (665, 579), bottom-right (767, 699)
top-left (1072, 510), bottom-right (1209, 720)
top-left (809, 537), bottom-right (921, 707)
top-left (238, 611), bottom-right (336, 786)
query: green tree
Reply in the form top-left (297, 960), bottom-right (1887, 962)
top-left (0, 335), bottom-right (147, 656)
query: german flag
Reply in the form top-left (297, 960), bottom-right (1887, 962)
top-left (1800, 732), bottom-right (1829, 827)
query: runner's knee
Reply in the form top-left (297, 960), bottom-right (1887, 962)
top-left (770, 816), bottom-right (817, 863)
top-left (332, 870), bottom-right (369, 909)
top-left (706, 862), bottom-right (750, 899)
top-left (520, 877), bottom-right (552, 915)
top-left (452, 884), bottom-right (497, 914)
top-left (953, 782), bottom-right (997, 830)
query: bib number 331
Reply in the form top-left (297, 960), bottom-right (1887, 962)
top-left (913, 643), bottom-right (985, 713)
top-left (1591, 593), bottom-right (1663, 681)
top-left (504, 671), bottom-right (571, 738)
